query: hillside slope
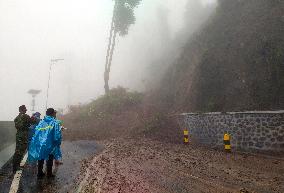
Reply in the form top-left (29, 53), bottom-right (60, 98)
top-left (158, 0), bottom-right (284, 112)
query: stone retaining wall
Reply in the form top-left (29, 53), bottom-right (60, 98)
top-left (178, 111), bottom-right (284, 152)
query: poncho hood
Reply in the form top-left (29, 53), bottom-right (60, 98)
top-left (43, 115), bottom-right (55, 123)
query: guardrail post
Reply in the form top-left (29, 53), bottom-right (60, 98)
top-left (224, 133), bottom-right (231, 152)
top-left (184, 129), bottom-right (189, 144)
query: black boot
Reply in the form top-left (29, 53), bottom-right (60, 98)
top-left (46, 154), bottom-right (54, 178)
top-left (37, 160), bottom-right (45, 179)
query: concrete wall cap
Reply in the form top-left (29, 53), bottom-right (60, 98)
top-left (180, 110), bottom-right (284, 116)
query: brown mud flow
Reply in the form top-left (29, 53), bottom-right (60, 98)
top-left (77, 138), bottom-right (284, 193)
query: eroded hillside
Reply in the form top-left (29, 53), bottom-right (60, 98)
top-left (158, 0), bottom-right (284, 112)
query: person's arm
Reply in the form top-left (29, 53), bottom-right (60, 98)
top-left (23, 114), bottom-right (34, 128)
top-left (28, 115), bottom-right (38, 125)
top-left (53, 122), bottom-right (62, 146)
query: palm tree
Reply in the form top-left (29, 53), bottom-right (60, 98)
top-left (104, 0), bottom-right (142, 94)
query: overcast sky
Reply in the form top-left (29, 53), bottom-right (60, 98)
top-left (0, 0), bottom-right (216, 120)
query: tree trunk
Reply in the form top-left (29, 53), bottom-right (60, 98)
top-left (107, 31), bottom-right (117, 73)
top-left (104, 31), bottom-right (117, 94)
top-left (104, 22), bottom-right (113, 94)
top-left (104, 1), bottom-right (117, 94)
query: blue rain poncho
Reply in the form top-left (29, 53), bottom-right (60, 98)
top-left (28, 116), bottom-right (62, 162)
top-left (53, 119), bottom-right (63, 160)
top-left (28, 112), bottom-right (41, 144)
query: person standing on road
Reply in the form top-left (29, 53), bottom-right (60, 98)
top-left (28, 112), bottom-right (41, 145)
top-left (28, 108), bottom-right (62, 178)
top-left (13, 105), bottom-right (34, 173)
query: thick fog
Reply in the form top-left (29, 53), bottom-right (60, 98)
top-left (0, 0), bottom-right (217, 120)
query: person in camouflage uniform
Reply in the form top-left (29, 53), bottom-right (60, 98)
top-left (12, 105), bottom-right (34, 172)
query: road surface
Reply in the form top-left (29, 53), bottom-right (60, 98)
top-left (0, 144), bottom-right (16, 169)
top-left (0, 140), bottom-right (101, 193)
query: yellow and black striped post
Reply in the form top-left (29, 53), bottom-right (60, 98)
top-left (223, 133), bottom-right (231, 152)
top-left (183, 129), bottom-right (189, 144)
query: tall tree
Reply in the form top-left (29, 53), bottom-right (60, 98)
top-left (104, 0), bottom-right (142, 94)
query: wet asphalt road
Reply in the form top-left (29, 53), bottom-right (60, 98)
top-left (0, 143), bottom-right (15, 168)
top-left (0, 140), bottom-right (102, 193)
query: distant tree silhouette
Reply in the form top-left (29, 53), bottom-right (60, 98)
top-left (104, 0), bottom-right (142, 94)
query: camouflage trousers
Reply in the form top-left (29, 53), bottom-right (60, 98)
top-left (12, 132), bottom-right (28, 172)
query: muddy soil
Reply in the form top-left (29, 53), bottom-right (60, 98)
top-left (76, 138), bottom-right (284, 193)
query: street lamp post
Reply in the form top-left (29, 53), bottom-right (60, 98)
top-left (45, 58), bottom-right (64, 110)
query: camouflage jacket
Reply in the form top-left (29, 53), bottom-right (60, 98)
top-left (14, 113), bottom-right (32, 133)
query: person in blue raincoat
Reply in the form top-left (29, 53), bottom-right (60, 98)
top-left (28, 108), bottom-right (62, 178)
top-left (28, 112), bottom-right (41, 145)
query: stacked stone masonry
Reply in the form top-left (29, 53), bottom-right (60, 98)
top-left (178, 111), bottom-right (284, 152)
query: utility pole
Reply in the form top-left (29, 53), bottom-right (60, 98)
top-left (46, 58), bottom-right (64, 110)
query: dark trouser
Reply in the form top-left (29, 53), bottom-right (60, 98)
top-left (12, 134), bottom-right (28, 172)
top-left (38, 154), bottom-right (54, 176)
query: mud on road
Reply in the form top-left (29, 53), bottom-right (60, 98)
top-left (77, 138), bottom-right (284, 193)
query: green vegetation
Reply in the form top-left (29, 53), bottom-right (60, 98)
top-left (62, 87), bottom-right (144, 140)
top-left (68, 87), bottom-right (143, 120)
top-left (62, 87), bottom-right (180, 142)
